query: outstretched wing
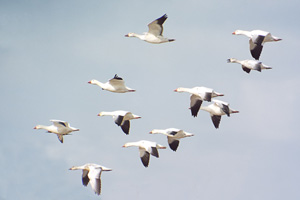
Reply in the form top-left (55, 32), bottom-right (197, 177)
top-left (168, 137), bottom-right (180, 151)
top-left (211, 115), bottom-right (222, 129)
top-left (82, 169), bottom-right (90, 187)
top-left (57, 135), bottom-right (64, 143)
top-left (242, 65), bottom-right (251, 73)
top-left (51, 120), bottom-right (68, 128)
top-left (140, 150), bottom-right (150, 167)
top-left (88, 167), bottom-right (102, 195)
top-left (148, 14), bottom-right (168, 36)
top-left (120, 120), bottom-right (130, 135)
top-left (190, 94), bottom-right (203, 117)
top-left (109, 74), bottom-right (126, 89)
top-left (249, 35), bottom-right (265, 60)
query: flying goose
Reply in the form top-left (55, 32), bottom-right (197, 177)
top-left (200, 99), bottom-right (239, 129)
top-left (88, 74), bottom-right (135, 93)
top-left (33, 120), bottom-right (79, 143)
top-left (174, 86), bottom-right (224, 117)
top-left (125, 14), bottom-right (175, 44)
top-left (227, 58), bottom-right (272, 73)
top-left (122, 140), bottom-right (166, 167)
top-left (232, 30), bottom-right (282, 60)
top-left (69, 163), bottom-right (112, 195)
top-left (149, 128), bottom-right (194, 151)
top-left (97, 110), bottom-right (141, 135)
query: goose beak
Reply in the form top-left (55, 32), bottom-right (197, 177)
top-left (232, 32), bottom-right (236, 35)
top-left (232, 110), bottom-right (239, 113)
top-left (125, 34), bottom-right (129, 37)
top-left (88, 81), bottom-right (91, 84)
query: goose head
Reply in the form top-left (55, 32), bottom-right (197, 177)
top-left (88, 79), bottom-right (98, 85)
top-left (125, 33), bottom-right (135, 37)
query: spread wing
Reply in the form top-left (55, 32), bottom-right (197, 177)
top-left (120, 120), bottom-right (130, 135)
top-left (249, 35), bottom-right (265, 60)
top-left (57, 135), bottom-right (64, 143)
top-left (190, 94), bottom-right (203, 117)
top-left (82, 169), bottom-right (90, 186)
top-left (168, 137), bottom-right (180, 151)
top-left (148, 14), bottom-right (167, 36)
top-left (140, 150), bottom-right (150, 167)
top-left (114, 115), bottom-right (124, 126)
top-left (51, 120), bottom-right (68, 128)
top-left (242, 65), bottom-right (251, 73)
top-left (211, 115), bottom-right (222, 129)
top-left (109, 74), bottom-right (126, 89)
top-left (88, 167), bottom-right (102, 195)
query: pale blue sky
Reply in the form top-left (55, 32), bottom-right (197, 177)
top-left (1, 0), bottom-right (300, 199)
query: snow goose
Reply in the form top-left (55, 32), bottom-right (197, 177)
top-left (98, 110), bottom-right (141, 135)
top-left (232, 30), bottom-right (282, 60)
top-left (174, 86), bottom-right (224, 117)
top-left (69, 163), bottom-right (112, 195)
top-left (88, 74), bottom-right (135, 93)
top-left (149, 128), bottom-right (194, 151)
top-left (125, 14), bottom-right (175, 44)
top-left (122, 140), bottom-right (166, 167)
top-left (227, 58), bottom-right (272, 73)
top-left (200, 100), bottom-right (239, 129)
top-left (34, 120), bottom-right (79, 143)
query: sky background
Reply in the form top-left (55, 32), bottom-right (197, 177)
top-left (1, 0), bottom-right (300, 199)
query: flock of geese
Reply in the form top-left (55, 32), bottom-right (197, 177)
top-left (33, 14), bottom-right (282, 196)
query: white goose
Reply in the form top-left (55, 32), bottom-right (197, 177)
top-left (34, 120), bottom-right (79, 143)
top-left (174, 87), bottom-right (224, 117)
top-left (98, 110), bottom-right (141, 135)
top-left (150, 128), bottom-right (194, 151)
top-left (200, 99), bottom-right (239, 129)
top-left (125, 14), bottom-right (175, 44)
top-left (227, 58), bottom-right (272, 73)
top-left (232, 29), bottom-right (282, 60)
top-left (122, 140), bottom-right (166, 167)
top-left (88, 74), bottom-right (135, 93)
top-left (69, 163), bottom-right (112, 195)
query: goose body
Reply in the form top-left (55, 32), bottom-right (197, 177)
top-left (227, 58), bottom-right (272, 73)
top-left (98, 110), bottom-right (141, 135)
top-left (232, 29), bottom-right (282, 60)
top-left (200, 100), bottom-right (239, 129)
top-left (174, 86), bottom-right (224, 117)
top-left (125, 14), bottom-right (175, 44)
top-left (34, 120), bottom-right (79, 143)
top-left (150, 128), bottom-right (194, 151)
top-left (69, 163), bottom-right (112, 195)
top-left (88, 74), bottom-right (135, 93)
top-left (122, 140), bottom-right (166, 167)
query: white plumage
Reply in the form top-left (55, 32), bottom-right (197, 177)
top-left (150, 128), bottom-right (194, 151)
top-left (125, 14), bottom-right (175, 44)
top-left (98, 110), bottom-right (141, 135)
top-left (122, 140), bottom-right (166, 167)
top-left (232, 29), bottom-right (282, 60)
top-left (174, 86), bottom-right (224, 117)
top-left (34, 119), bottom-right (79, 143)
top-left (69, 163), bottom-right (112, 195)
top-left (88, 74), bottom-right (135, 93)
